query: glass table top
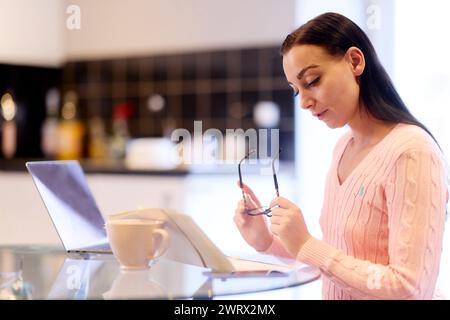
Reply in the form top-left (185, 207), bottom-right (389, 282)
top-left (0, 245), bottom-right (321, 300)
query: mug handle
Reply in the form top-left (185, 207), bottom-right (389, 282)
top-left (150, 228), bottom-right (170, 260)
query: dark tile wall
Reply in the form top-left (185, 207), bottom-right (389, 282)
top-left (0, 64), bottom-right (62, 159)
top-left (1, 46), bottom-right (295, 161)
top-left (63, 46), bottom-right (295, 160)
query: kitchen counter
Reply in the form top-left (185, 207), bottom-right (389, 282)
top-left (0, 158), bottom-right (188, 175)
top-left (0, 158), bottom-right (295, 176)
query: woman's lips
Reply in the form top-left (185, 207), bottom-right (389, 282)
top-left (317, 110), bottom-right (328, 120)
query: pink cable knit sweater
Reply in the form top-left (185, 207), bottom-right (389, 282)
top-left (264, 123), bottom-right (448, 299)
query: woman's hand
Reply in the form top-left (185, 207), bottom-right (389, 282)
top-left (269, 197), bottom-right (311, 257)
top-left (233, 181), bottom-right (273, 252)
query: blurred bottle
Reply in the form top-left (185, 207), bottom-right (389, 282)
top-left (56, 91), bottom-right (85, 160)
top-left (88, 117), bottom-right (108, 160)
top-left (110, 103), bottom-right (133, 159)
top-left (1, 92), bottom-right (17, 159)
top-left (41, 88), bottom-right (60, 158)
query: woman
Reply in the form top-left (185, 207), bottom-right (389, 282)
top-left (234, 12), bottom-right (449, 300)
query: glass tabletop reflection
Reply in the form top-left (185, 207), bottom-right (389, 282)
top-left (0, 245), bottom-right (320, 300)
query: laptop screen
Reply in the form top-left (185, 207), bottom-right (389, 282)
top-left (26, 161), bottom-right (107, 251)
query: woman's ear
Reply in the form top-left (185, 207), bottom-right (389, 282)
top-left (345, 47), bottom-right (365, 76)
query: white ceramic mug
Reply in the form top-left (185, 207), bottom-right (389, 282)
top-left (105, 219), bottom-right (169, 270)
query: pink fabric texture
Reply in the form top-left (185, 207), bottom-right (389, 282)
top-left (263, 123), bottom-right (448, 299)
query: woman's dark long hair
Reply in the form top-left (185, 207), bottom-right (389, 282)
top-left (281, 12), bottom-right (439, 145)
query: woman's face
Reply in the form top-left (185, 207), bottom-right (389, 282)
top-left (282, 44), bottom-right (363, 129)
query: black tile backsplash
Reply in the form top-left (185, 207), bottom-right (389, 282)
top-left (0, 64), bottom-right (62, 159)
top-left (240, 48), bottom-right (260, 79)
top-left (1, 45), bottom-right (295, 161)
top-left (210, 51), bottom-right (227, 79)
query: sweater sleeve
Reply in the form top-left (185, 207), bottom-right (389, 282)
top-left (296, 149), bottom-right (448, 299)
top-left (258, 234), bottom-right (295, 260)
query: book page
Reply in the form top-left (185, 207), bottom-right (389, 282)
top-left (226, 256), bottom-right (296, 273)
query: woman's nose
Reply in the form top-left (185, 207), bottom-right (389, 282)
top-left (300, 93), bottom-right (314, 110)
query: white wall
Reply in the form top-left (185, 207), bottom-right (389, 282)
top-left (0, 0), bottom-right (295, 65)
top-left (65, 0), bottom-right (296, 60)
top-left (394, 0), bottom-right (450, 160)
top-left (0, 0), bottom-right (65, 67)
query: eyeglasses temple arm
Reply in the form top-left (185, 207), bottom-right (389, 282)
top-left (238, 149), bottom-right (256, 189)
top-left (272, 148), bottom-right (282, 197)
top-left (273, 173), bottom-right (279, 197)
top-left (238, 161), bottom-right (244, 189)
top-left (239, 150), bottom-right (255, 203)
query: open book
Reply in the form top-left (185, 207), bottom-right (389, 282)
top-left (107, 208), bottom-right (298, 275)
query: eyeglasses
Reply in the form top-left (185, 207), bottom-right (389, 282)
top-left (238, 149), bottom-right (281, 217)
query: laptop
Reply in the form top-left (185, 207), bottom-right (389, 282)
top-left (26, 160), bottom-right (112, 254)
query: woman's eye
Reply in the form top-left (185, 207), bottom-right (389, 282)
top-left (288, 85), bottom-right (299, 97)
top-left (306, 77), bottom-right (320, 88)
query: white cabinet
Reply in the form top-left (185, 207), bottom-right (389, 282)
top-left (88, 174), bottom-right (185, 217)
top-left (0, 171), bottom-right (185, 245)
top-left (0, 0), bottom-right (65, 66)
